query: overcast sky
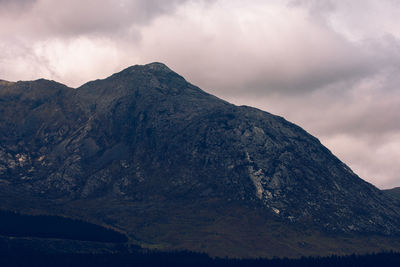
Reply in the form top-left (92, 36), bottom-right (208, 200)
top-left (1, 0), bottom-right (399, 189)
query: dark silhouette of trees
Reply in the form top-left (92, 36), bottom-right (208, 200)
top-left (0, 210), bottom-right (127, 243)
top-left (0, 246), bottom-right (399, 267)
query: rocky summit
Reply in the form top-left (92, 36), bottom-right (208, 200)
top-left (0, 63), bottom-right (400, 258)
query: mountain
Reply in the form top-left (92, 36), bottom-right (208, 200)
top-left (0, 63), bottom-right (400, 258)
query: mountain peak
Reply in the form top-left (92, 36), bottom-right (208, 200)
top-left (144, 62), bottom-right (173, 71)
top-left (117, 62), bottom-right (175, 77)
top-left (77, 62), bottom-right (213, 111)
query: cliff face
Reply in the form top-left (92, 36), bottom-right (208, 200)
top-left (1, 63), bottom-right (400, 258)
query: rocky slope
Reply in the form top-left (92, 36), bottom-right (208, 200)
top-left (385, 187), bottom-right (400, 202)
top-left (0, 63), bottom-right (400, 258)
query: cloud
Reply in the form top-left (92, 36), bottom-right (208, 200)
top-left (137, 0), bottom-right (366, 94)
top-left (0, 0), bottom-right (201, 85)
top-left (0, 0), bottom-right (195, 39)
top-left (322, 132), bottom-right (400, 189)
top-left (0, 0), bottom-right (399, 188)
top-left (0, 0), bottom-right (36, 11)
top-left (132, 0), bottom-right (400, 97)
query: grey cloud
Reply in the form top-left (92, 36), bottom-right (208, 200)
top-left (323, 132), bottom-right (400, 189)
top-left (226, 20), bottom-right (400, 96)
top-left (1, 0), bottom-right (198, 38)
top-left (0, 0), bottom-right (36, 6)
top-left (289, 0), bottom-right (336, 19)
top-left (131, 0), bottom-right (399, 98)
top-left (0, 0), bottom-right (36, 13)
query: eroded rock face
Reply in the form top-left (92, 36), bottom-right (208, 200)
top-left (1, 63), bottom-right (400, 236)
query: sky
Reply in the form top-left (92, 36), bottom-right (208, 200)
top-left (1, 0), bottom-right (399, 189)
